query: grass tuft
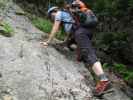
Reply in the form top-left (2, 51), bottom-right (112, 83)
top-left (0, 21), bottom-right (14, 37)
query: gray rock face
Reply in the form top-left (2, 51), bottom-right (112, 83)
top-left (0, 1), bottom-right (131, 100)
top-left (0, 36), bottom-right (92, 100)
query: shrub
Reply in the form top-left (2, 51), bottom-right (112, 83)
top-left (95, 32), bottom-right (129, 63)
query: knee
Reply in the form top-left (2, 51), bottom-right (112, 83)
top-left (80, 48), bottom-right (98, 67)
top-left (75, 31), bottom-right (82, 39)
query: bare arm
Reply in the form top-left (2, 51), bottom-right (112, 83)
top-left (47, 20), bottom-right (61, 43)
top-left (40, 20), bottom-right (61, 46)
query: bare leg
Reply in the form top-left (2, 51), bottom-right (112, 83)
top-left (92, 61), bottom-right (104, 76)
top-left (92, 61), bottom-right (108, 81)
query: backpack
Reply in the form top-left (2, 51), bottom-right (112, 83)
top-left (71, 0), bottom-right (98, 28)
top-left (75, 10), bottom-right (98, 28)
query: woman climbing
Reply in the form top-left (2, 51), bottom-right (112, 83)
top-left (40, 0), bottom-right (111, 96)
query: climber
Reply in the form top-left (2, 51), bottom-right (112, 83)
top-left (72, 0), bottom-right (88, 12)
top-left (40, 0), bottom-right (111, 96)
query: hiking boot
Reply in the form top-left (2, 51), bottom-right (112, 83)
top-left (94, 80), bottom-right (111, 96)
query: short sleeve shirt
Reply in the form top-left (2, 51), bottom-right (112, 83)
top-left (55, 11), bottom-right (75, 33)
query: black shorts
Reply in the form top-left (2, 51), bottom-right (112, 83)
top-left (74, 26), bottom-right (98, 66)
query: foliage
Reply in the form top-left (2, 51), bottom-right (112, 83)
top-left (95, 32), bottom-right (129, 63)
top-left (56, 30), bottom-right (66, 41)
top-left (0, 22), bottom-right (14, 37)
top-left (31, 16), bottom-right (66, 40)
top-left (103, 63), bottom-right (133, 84)
top-left (17, 0), bottom-right (133, 17)
top-left (86, 0), bottom-right (132, 17)
top-left (2, 22), bottom-right (14, 34)
top-left (101, 32), bottom-right (128, 51)
top-left (128, 0), bottom-right (133, 10)
top-left (32, 17), bottom-right (52, 33)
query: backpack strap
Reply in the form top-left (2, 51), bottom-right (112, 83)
top-left (60, 9), bottom-right (75, 33)
top-left (61, 9), bottom-right (80, 26)
top-left (60, 9), bottom-right (75, 24)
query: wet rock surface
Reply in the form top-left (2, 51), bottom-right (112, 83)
top-left (0, 1), bottom-right (131, 100)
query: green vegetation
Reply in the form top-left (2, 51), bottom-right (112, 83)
top-left (85, 0), bottom-right (132, 16)
top-left (21, 0), bottom-right (133, 16)
top-left (31, 16), bottom-right (66, 40)
top-left (56, 31), bottom-right (66, 41)
top-left (103, 63), bottom-right (133, 85)
top-left (0, 22), bottom-right (14, 37)
top-left (2, 22), bottom-right (14, 34)
top-left (32, 17), bottom-right (52, 33)
top-left (95, 32), bottom-right (130, 63)
top-left (101, 32), bottom-right (128, 53)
